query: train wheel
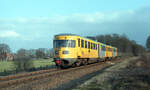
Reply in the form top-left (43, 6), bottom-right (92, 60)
top-left (76, 61), bottom-right (81, 67)
top-left (60, 61), bottom-right (68, 69)
top-left (72, 63), bottom-right (76, 68)
top-left (83, 59), bottom-right (88, 65)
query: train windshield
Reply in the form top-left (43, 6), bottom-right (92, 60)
top-left (54, 40), bottom-right (76, 48)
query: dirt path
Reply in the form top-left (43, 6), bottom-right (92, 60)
top-left (71, 57), bottom-right (139, 90)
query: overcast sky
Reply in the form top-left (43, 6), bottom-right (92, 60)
top-left (0, 0), bottom-right (150, 52)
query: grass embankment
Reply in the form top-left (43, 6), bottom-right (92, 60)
top-left (74, 54), bottom-right (150, 90)
top-left (111, 53), bottom-right (150, 90)
top-left (0, 58), bottom-right (55, 74)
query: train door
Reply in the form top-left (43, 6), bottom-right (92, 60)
top-left (106, 46), bottom-right (108, 57)
top-left (113, 48), bottom-right (116, 57)
top-left (100, 45), bottom-right (105, 58)
top-left (77, 38), bottom-right (81, 58)
top-left (98, 44), bottom-right (100, 58)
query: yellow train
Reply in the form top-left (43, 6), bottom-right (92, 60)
top-left (53, 34), bottom-right (117, 68)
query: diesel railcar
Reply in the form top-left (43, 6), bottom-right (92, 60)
top-left (53, 34), bottom-right (117, 68)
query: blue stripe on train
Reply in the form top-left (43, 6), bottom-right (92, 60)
top-left (100, 50), bottom-right (105, 57)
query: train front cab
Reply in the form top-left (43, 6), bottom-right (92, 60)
top-left (53, 35), bottom-right (78, 67)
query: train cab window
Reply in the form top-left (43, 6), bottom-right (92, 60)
top-left (88, 42), bottom-right (90, 49)
top-left (85, 40), bottom-right (87, 48)
top-left (54, 40), bottom-right (76, 48)
top-left (78, 39), bottom-right (80, 47)
top-left (81, 39), bottom-right (84, 48)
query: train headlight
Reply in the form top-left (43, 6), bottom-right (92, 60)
top-left (55, 51), bottom-right (59, 54)
top-left (62, 51), bottom-right (69, 54)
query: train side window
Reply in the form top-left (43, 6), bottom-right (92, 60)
top-left (101, 45), bottom-right (105, 51)
top-left (78, 39), bottom-right (80, 47)
top-left (114, 49), bottom-right (115, 52)
top-left (110, 48), bottom-right (112, 52)
top-left (93, 43), bottom-right (94, 50)
top-left (96, 44), bottom-right (97, 50)
top-left (81, 39), bottom-right (84, 48)
top-left (91, 43), bottom-right (92, 49)
top-left (85, 40), bottom-right (87, 48)
top-left (88, 42), bottom-right (90, 49)
top-left (93, 43), bottom-right (94, 49)
top-left (94, 44), bottom-right (95, 50)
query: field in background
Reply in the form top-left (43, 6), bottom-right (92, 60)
top-left (0, 58), bottom-right (55, 73)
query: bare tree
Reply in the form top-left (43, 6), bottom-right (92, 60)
top-left (146, 36), bottom-right (150, 51)
top-left (0, 43), bottom-right (11, 60)
top-left (14, 48), bottom-right (33, 71)
top-left (0, 43), bottom-right (11, 54)
top-left (27, 49), bottom-right (36, 58)
top-left (36, 48), bottom-right (46, 58)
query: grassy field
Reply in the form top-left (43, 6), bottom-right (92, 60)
top-left (0, 58), bottom-right (55, 73)
top-left (0, 61), bottom-right (15, 73)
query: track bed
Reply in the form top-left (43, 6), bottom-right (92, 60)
top-left (0, 57), bottom-right (129, 90)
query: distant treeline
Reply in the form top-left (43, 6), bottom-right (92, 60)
top-left (87, 34), bottom-right (146, 56)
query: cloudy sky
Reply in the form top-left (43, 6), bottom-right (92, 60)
top-left (0, 0), bottom-right (150, 52)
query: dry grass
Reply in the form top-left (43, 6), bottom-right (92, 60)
top-left (110, 54), bottom-right (150, 90)
top-left (108, 53), bottom-right (150, 90)
top-left (73, 54), bottom-right (150, 90)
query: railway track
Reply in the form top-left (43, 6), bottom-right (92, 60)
top-left (0, 68), bottom-right (57, 81)
top-left (0, 68), bottom-right (58, 88)
top-left (0, 58), bottom-right (122, 89)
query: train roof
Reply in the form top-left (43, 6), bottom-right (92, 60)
top-left (54, 33), bottom-right (117, 48)
top-left (55, 33), bottom-right (97, 41)
top-left (55, 33), bottom-right (79, 37)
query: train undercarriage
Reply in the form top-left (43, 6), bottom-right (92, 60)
top-left (54, 57), bottom-right (115, 68)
